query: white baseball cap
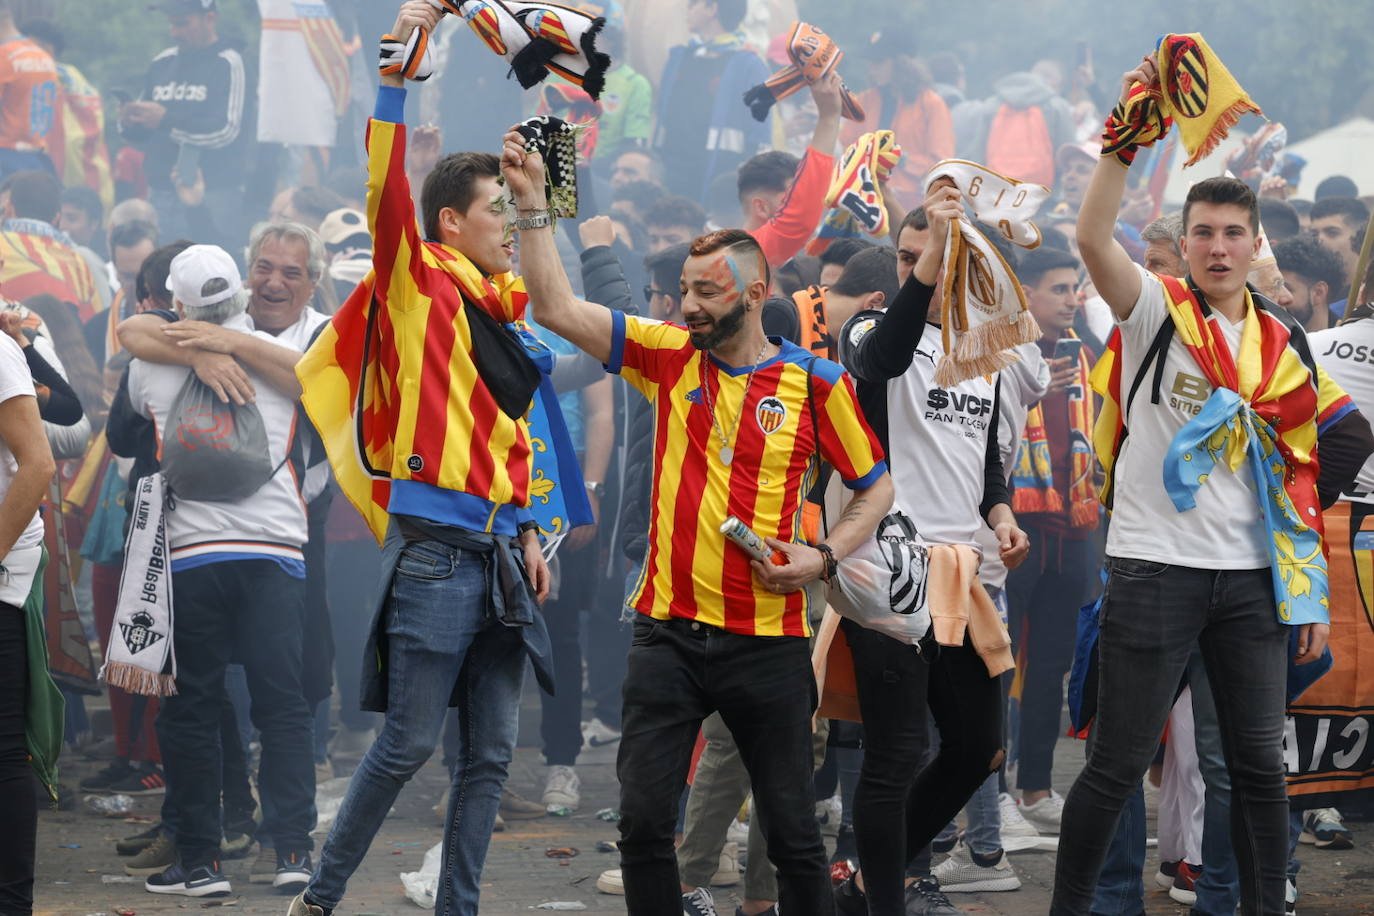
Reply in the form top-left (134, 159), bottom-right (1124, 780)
top-left (166, 244), bottom-right (242, 309)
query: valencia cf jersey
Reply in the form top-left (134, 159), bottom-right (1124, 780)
top-left (608, 312), bottom-right (886, 636)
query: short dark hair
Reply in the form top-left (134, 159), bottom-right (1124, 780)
top-left (611, 179), bottom-right (666, 213)
top-left (818, 238), bottom-right (875, 272)
top-left (135, 239), bottom-right (193, 306)
top-left (830, 247), bottom-right (899, 302)
top-left (1258, 198), bottom-right (1300, 242)
top-left (18, 19), bottom-right (62, 53)
top-left (110, 219), bottom-right (158, 253)
top-left (1274, 235), bottom-right (1348, 294)
top-left (690, 228), bottom-right (770, 290)
top-left (900, 206), bottom-right (929, 235)
top-left (1182, 176), bottom-right (1259, 235)
top-left (644, 242), bottom-right (691, 302)
top-left (60, 186), bottom-right (103, 224)
top-left (1290, 198), bottom-right (1313, 218)
top-left (927, 51), bottom-right (963, 86)
top-left (2, 170), bottom-right (60, 221)
top-left (1018, 246), bottom-right (1080, 287)
top-left (713, 0), bottom-right (747, 31)
top-left (738, 151), bottom-right (798, 200)
top-left (288, 185), bottom-right (349, 226)
top-left (1315, 175), bottom-right (1359, 201)
top-left (644, 195), bottom-right (705, 232)
top-left (1310, 196), bottom-right (1370, 233)
top-left (419, 152), bottom-right (500, 241)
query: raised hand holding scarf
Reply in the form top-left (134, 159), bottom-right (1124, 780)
top-left (743, 22), bottom-right (865, 123)
top-left (807, 130), bottom-right (902, 256)
top-left (1011, 332), bottom-right (1099, 528)
top-left (1101, 33), bottom-right (1260, 168)
top-left (382, 0), bottom-right (611, 98)
top-left (925, 159), bottom-right (1048, 388)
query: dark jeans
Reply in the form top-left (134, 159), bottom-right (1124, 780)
top-left (1052, 560), bottom-right (1289, 916)
top-left (0, 603), bottom-right (35, 916)
top-left (1090, 781), bottom-right (1145, 915)
top-left (160, 691), bottom-right (258, 839)
top-left (540, 544), bottom-right (598, 766)
top-left (1006, 527), bottom-right (1099, 793)
top-left (616, 616), bottom-right (831, 916)
top-left (843, 619), bottom-right (1004, 916)
top-left (157, 560), bottom-right (316, 868)
top-left (325, 538), bottom-right (383, 733)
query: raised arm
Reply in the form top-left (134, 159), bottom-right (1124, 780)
top-left (1076, 57), bottom-right (1158, 320)
top-left (502, 129), bottom-right (614, 364)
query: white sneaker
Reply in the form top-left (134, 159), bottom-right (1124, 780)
top-left (596, 867), bottom-right (625, 895)
top-left (1286, 877), bottom-right (1298, 915)
top-left (682, 886), bottom-right (718, 916)
top-left (581, 717), bottom-right (622, 750)
top-left (932, 841), bottom-right (1021, 893)
top-left (998, 792), bottom-right (1042, 851)
top-left (816, 793), bottom-right (842, 837)
top-left (1018, 791), bottom-right (1064, 835)
top-left (709, 840), bottom-right (739, 886)
top-left (542, 765), bottom-right (581, 812)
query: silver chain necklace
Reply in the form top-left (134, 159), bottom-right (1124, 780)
top-left (701, 340), bottom-right (771, 467)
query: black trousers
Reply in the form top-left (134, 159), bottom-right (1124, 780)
top-left (616, 616), bottom-right (832, 915)
top-left (844, 619), bottom-right (1005, 916)
top-left (0, 602), bottom-right (35, 916)
top-left (157, 560), bottom-right (315, 868)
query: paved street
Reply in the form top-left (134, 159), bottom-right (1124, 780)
top-left (33, 684), bottom-right (1374, 915)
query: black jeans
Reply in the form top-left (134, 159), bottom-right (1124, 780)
top-left (843, 619), bottom-right (1005, 916)
top-left (1052, 560), bottom-right (1289, 916)
top-left (616, 616), bottom-right (831, 916)
top-left (157, 560), bottom-right (316, 868)
top-left (1005, 527), bottom-right (1099, 793)
top-left (0, 603), bottom-right (34, 916)
top-left (540, 542), bottom-right (598, 766)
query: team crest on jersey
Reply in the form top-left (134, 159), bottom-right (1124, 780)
top-left (756, 397), bottom-right (787, 434)
top-left (848, 317), bottom-right (877, 346)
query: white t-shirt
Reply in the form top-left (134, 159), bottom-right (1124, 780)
top-left (1106, 265), bottom-right (1269, 568)
top-left (1309, 320), bottom-right (1374, 502)
top-left (0, 336), bottom-right (45, 605)
top-left (886, 323), bottom-right (999, 549)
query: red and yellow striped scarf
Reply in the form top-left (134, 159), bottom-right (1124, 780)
top-left (1012, 332), bottom-right (1098, 528)
top-left (1092, 274), bottom-right (1351, 522)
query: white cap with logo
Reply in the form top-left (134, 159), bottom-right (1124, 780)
top-left (166, 244), bottom-right (242, 310)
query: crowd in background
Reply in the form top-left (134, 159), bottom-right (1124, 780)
top-left (2, 0), bottom-right (1374, 915)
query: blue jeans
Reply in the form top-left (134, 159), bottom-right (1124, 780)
top-left (934, 770), bottom-right (1002, 855)
top-left (1091, 782), bottom-right (1145, 916)
top-left (306, 539), bottom-right (526, 916)
top-left (1053, 561), bottom-right (1290, 916)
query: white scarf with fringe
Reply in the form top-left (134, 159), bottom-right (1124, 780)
top-left (100, 472), bottom-right (177, 697)
top-left (926, 160), bottom-right (1048, 387)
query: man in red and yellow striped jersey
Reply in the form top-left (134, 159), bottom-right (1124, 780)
top-left (290, 5), bottom-right (553, 916)
top-left (502, 120), bottom-right (894, 912)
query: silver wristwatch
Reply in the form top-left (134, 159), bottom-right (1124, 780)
top-left (512, 211), bottom-right (551, 231)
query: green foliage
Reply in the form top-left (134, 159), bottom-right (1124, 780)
top-left (796, 0), bottom-right (1374, 142)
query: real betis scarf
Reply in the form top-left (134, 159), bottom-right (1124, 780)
top-left (297, 251), bottom-right (589, 545)
top-left (1011, 331), bottom-right (1098, 529)
top-left (1101, 33), bottom-right (1260, 168)
top-left (807, 130), bottom-right (902, 256)
top-left (1091, 275), bottom-right (1355, 625)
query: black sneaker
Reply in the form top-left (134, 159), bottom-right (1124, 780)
top-left (275, 850), bottom-right (314, 894)
top-left (144, 861), bottom-right (231, 897)
top-left (904, 876), bottom-right (961, 915)
top-left (81, 758), bottom-right (134, 792)
top-left (107, 762), bottom-right (167, 795)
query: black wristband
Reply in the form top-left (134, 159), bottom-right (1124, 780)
top-left (517, 520), bottom-right (540, 536)
top-left (814, 543), bottom-right (838, 582)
